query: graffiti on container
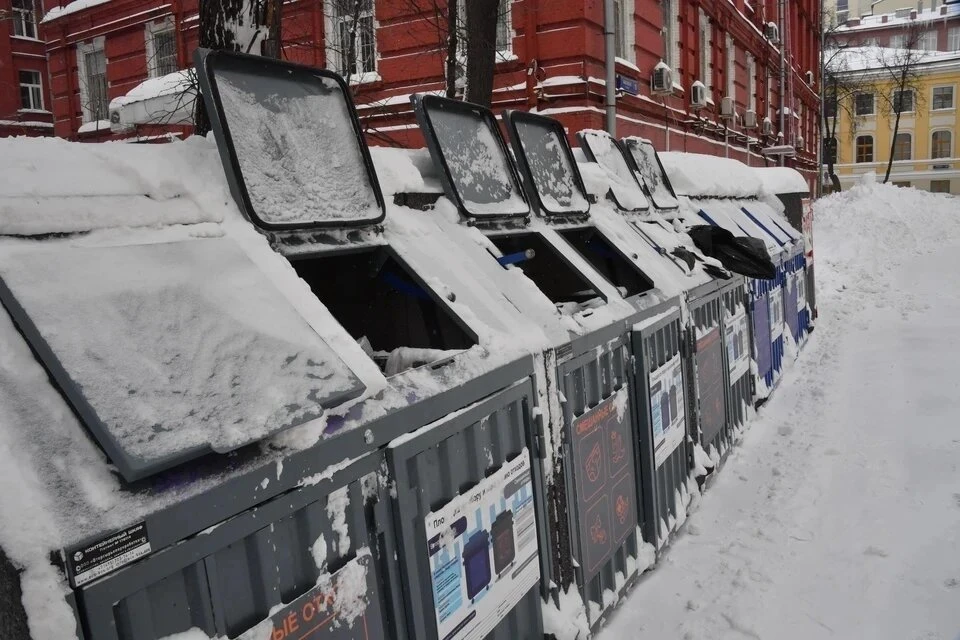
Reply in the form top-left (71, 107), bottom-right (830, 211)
top-left (570, 393), bottom-right (638, 581)
top-left (240, 551), bottom-right (384, 640)
top-left (696, 327), bottom-right (726, 445)
top-left (425, 449), bottom-right (539, 640)
top-left (650, 355), bottom-right (685, 467)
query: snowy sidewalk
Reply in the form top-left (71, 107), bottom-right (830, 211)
top-left (599, 185), bottom-right (960, 640)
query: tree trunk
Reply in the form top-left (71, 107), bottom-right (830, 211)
top-left (464, 0), bottom-right (499, 106)
top-left (883, 68), bottom-right (909, 184)
top-left (445, 0), bottom-right (458, 98)
top-left (194, 0), bottom-right (272, 135)
top-left (827, 112), bottom-right (841, 192)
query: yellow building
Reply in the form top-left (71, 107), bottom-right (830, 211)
top-left (829, 49), bottom-right (960, 194)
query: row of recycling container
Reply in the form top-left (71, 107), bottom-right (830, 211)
top-left (0, 50), bottom-right (816, 640)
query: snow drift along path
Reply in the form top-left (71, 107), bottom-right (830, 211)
top-left (599, 181), bottom-right (960, 640)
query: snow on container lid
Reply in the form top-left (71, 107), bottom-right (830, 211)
top-left (576, 130), bottom-right (650, 212)
top-left (410, 94), bottom-right (530, 220)
top-left (0, 237), bottom-right (365, 482)
top-left (753, 167), bottom-right (810, 196)
top-left (659, 152), bottom-right (762, 199)
top-left (621, 137), bottom-right (680, 210)
top-left (196, 49), bottom-right (385, 230)
top-left (502, 110), bottom-right (590, 217)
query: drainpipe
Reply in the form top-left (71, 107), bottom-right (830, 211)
top-left (604, 0), bottom-right (616, 135)
top-left (778, 0), bottom-right (786, 166)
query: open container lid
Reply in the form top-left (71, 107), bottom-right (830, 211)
top-left (621, 137), bottom-right (680, 210)
top-left (0, 237), bottom-right (366, 482)
top-left (576, 130), bottom-right (650, 212)
top-left (410, 94), bottom-right (530, 221)
top-left (502, 110), bottom-right (590, 218)
top-left (195, 48), bottom-right (386, 230)
top-left (740, 203), bottom-right (800, 245)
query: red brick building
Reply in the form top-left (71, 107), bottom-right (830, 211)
top-left (35, 0), bottom-right (820, 185)
top-left (0, 0), bottom-right (54, 136)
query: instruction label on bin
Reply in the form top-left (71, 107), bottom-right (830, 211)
top-left (725, 312), bottom-right (751, 381)
top-left (650, 355), bottom-right (686, 467)
top-left (570, 392), bottom-right (638, 582)
top-left (769, 289), bottom-right (784, 339)
top-left (425, 449), bottom-right (538, 640)
top-left (796, 272), bottom-right (807, 314)
top-left (696, 328), bottom-right (727, 445)
top-left (239, 551), bottom-right (384, 640)
top-left (68, 521), bottom-right (151, 587)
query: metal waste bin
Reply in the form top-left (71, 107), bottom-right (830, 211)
top-left (411, 98), bottom-right (694, 630)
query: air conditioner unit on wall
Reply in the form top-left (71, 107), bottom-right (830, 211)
top-left (762, 117), bottom-right (774, 136)
top-left (651, 62), bottom-right (674, 95)
top-left (805, 70), bottom-right (815, 86)
top-left (721, 96), bottom-right (736, 119)
top-left (691, 81), bottom-right (708, 109)
top-left (765, 22), bottom-right (780, 44)
top-left (797, 135), bottom-right (805, 150)
top-left (744, 110), bottom-right (758, 128)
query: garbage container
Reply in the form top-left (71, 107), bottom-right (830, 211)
top-left (755, 167), bottom-right (816, 340)
top-left (0, 49), bottom-right (553, 640)
top-left (410, 97), bottom-right (690, 630)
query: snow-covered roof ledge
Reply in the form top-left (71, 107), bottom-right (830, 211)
top-left (41, 0), bottom-right (113, 23)
top-left (109, 69), bottom-right (196, 132)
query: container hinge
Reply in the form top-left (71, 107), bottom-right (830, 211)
top-left (629, 354), bottom-right (637, 376)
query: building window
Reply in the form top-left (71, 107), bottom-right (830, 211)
top-left (889, 33), bottom-right (906, 49)
top-left (892, 181), bottom-right (911, 188)
top-left (893, 89), bottom-right (914, 113)
top-left (949, 27), bottom-right (960, 52)
top-left (455, 0), bottom-right (513, 67)
top-left (855, 92), bottom-right (874, 116)
top-left (856, 135), bottom-right (873, 163)
top-left (747, 53), bottom-right (756, 112)
top-left (77, 41), bottom-right (109, 122)
top-left (328, 0), bottom-right (377, 78)
top-left (725, 33), bottom-right (735, 99)
top-left (824, 91), bottom-right (837, 118)
top-left (661, 0), bottom-right (679, 71)
top-left (12, 0), bottom-right (37, 39)
top-left (145, 21), bottom-right (178, 78)
top-left (495, 0), bottom-right (512, 53)
top-left (919, 30), bottom-right (938, 51)
top-left (19, 70), bottom-right (43, 110)
top-left (930, 180), bottom-right (951, 193)
top-left (931, 130), bottom-right (952, 159)
top-left (932, 86), bottom-right (954, 110)
top-left (614, 0), bottom-right (625, 59)
top-left (699, 9), bottom-right (713, 92)
top-left (892, 133), bottom-right (912, 161)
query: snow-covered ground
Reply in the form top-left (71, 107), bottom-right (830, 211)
top-left (599, 178), bottom-right (960, 640)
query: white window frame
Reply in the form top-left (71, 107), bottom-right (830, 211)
top-left (725, 33), bottom-right (735, 99)
top-left (949, 27), bottom-right (960, 52)
top-left (920, 30), bottom-right (938, 51)
top-left (76, 37), bottom-right (108, 123)
top-left (19, 69), bottom-right (43, 111)
top-left (613, 0), bottom-right (635, 64)
top-left (699, 9), bottom-right (713, 95)
top-left (11, 0), bottom-right (38, 40)
top-left (495, 0), bottom-right (514, 59)
top-left (892, 131), bottom-right (913, 161)
top-left (931, 129), bottom-right (952, 159)
top-left (747, 53), bottom-right (756, 112)
top-left (931, 85), bottom-right (954, 111)
top-left (661, 0), bottom-right (679, 74)
top-left (144, 18), bottom-right (177, 79)
top-left (324, 0), bottom-right (379, 82)
top-left (893, 88), bottom-right (915, 114)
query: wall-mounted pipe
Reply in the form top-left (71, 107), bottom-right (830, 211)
top-left (604, 0), bottom-right (616, 136)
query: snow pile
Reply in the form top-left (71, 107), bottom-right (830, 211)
top-left (109, 70), bottom-right (195, 110)
top-left (0, 136), bottom-right (226, 235)
top-left (660, 152), bottom-right (763, 198)
top-left (814, 180), bottom-right (960, 298)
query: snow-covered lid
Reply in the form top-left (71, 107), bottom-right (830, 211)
top-left (621, 137), bottom-right (680, 210)
top-left (196, 49), bottom-right (386, 230)
top-left (753, 167), bottom-right (810, 195)
top-left (0, 237), bottom-right (365, 481)
top-left (660, 152), bottom-right (763, 198)
top-left (503, 110), bottom-right (590, 217)
top-left (576, 130), bottom-right (650, 212)
top-left (411, 94), bottom-right (530, 220)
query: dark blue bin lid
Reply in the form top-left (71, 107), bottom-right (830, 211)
top-left (0, 237), bottom-right (365, 482)
top-left (195, 49), bottom-right (386, 231)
